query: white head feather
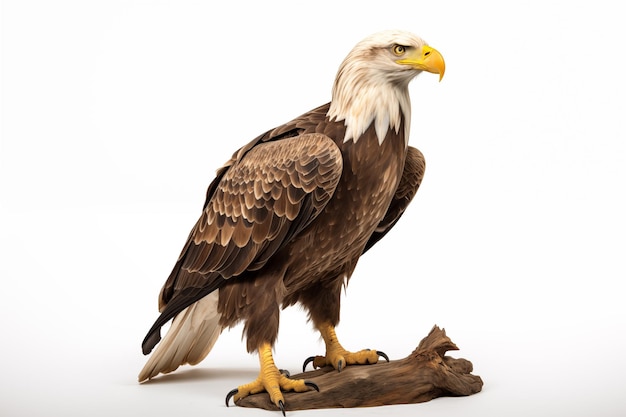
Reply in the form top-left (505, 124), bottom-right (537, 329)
top-left (328, 30), bottom-right (429, 145)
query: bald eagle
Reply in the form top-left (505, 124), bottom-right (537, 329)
top-left (139, 30), bottom-right (445, 411)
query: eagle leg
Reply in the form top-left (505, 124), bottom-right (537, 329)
top-left (303, 322), bottom-right (389, 372)
top-left (226, 343), bottom-right (319, 414)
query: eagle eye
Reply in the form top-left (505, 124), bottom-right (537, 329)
top-left (392, 45), bottom-right (406, 56)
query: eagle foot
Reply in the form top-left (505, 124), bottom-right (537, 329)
top-left (302, 349), bottom-right (389, 372)
top-left (225, 377), bottom-right (319, 414)
top-left (304, 322), bottom-right (390, 372)
top-left (225, 343), bottom-right (318, 414)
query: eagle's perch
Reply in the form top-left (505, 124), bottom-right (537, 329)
top-left (237, 326), bottom-right (483, 411)
top-left (139, 30), bottom-right (451, 411)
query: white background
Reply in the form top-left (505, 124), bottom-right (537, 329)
top-left (2, 1), bottom-right (625, 416)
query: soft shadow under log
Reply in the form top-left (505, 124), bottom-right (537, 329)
top-left (236, 325), bottom-right (483, 411)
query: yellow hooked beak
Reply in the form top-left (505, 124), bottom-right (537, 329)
top-left (396, 45), bottom-right (445, 81)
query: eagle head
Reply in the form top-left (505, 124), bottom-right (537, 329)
top-left (328, 30), bottom-right (445, 145)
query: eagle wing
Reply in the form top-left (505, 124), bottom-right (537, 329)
top-left (142, 133), bottom-right (343, 354)
top-left (362, 146), bottom-right (425, 254)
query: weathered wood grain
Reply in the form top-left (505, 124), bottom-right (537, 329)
top-left (236, 325), bottom-right (483, 411)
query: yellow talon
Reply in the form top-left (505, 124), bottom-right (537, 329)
top-left (226, 343), bottom-right (318, 411)
top-left (308, 322), bottom-right (387, 371)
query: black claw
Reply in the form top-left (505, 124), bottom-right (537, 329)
top-left (225, 388), bottom-right (238, 407)
top-left (305, 381), bottom-right (320, 392)
top-left (279, 369), bottom-right (291, 377)
top-left (337, 359), bottom-right (344, 373)
top-left (302, 356), bottom-right (315, 372)
top-left (278, 400), bottom-right (286, 416)
top-left (377, 350), bottom-right (390, 362)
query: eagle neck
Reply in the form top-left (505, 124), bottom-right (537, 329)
top-left (328, 70), bottom-right (411, 147)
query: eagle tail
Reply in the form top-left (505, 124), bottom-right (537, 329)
top-left (138, 291), bottom-right (222, 382)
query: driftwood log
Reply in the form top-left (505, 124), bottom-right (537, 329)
top-left (237, 325), bottom-right (483, 411)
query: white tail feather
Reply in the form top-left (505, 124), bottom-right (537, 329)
top-left (138, 291), bottom-right (222, 382)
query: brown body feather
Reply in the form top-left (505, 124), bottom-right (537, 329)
top-left (141, 102), bottom-right (424, 360)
